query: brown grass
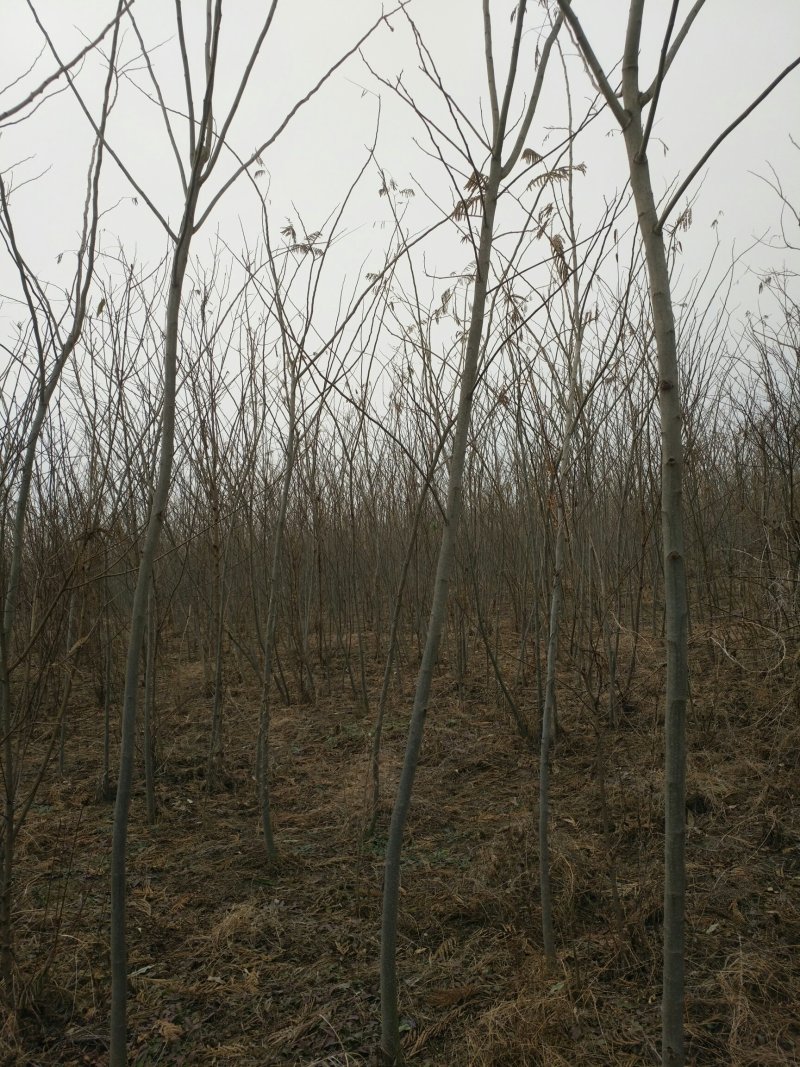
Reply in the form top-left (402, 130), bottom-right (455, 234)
top-left (1, 628), bottom-right (798, 1064)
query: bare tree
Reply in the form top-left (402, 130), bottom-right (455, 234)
top-left (0, 7), bottom-right (122, 1007)
top-left (70, 2), bottom-right (394, 1058)
top-left (379, 4), bottom-right (566, 1060)
top-left (554, 2), bottom-right (799, 1061)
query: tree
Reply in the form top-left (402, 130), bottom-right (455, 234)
top-left (379, 4), bottom-right (567, 1060)
top-left (35, 3), bottom-right (397, 1057)
top-left (0, 5), bottom-right (122, 1006)
top-left (553, 2), bottom-right (799, 1061)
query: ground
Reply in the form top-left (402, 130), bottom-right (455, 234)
top-left (5, 628), bottom-right (800, 1065)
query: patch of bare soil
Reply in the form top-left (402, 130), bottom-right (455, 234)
top-left (2, 633), bottom-right (799, 1064)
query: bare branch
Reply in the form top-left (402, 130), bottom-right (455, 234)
top-left (553, 0), bottom-right (628, 128)
top-left (656, 54), bottom-right (800, 232)
top-left (24, 0), bottom-right (177, 240)
top-left (401, 10), bottom-right (489, 158)
top-left (126, 8), bottom-right (188, 194)
top-left (641, 0), bottom-right (709, 105)
top-left (637, 0), bottom-right (679, 161)
top-left (501, 10), bottom-right (566, 177)
top-left (195, 6), bottom-right (401, 231)
top-left (622, 0), bottom-right (645, 107)
top-left (482, 0), bottom-right (500, 133)
top-left (207, 0), bottom-right (281, 173)
top-left (495, 0), bottom-right (530, 149)
top-left (174, 0), bottom-right (197, 158)
top-left (0, 1), bottom-right (135, 125)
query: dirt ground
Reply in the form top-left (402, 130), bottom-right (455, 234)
top-left (5, 629), bottom-right (800, 1065)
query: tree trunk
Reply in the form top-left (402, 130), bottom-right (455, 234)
top-left (257, 373), bottom-right (298, 865)
top-left (109, 175), bottom-right (201, 1066)
top-left (143, 580), bottom-right (157, 825)
top-left (620, 17), bottom-right (689, 1063)
top-left (380, 160), bottom-right (502, 1064)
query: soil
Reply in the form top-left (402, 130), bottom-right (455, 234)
top-left (4, 629), bottom-right (800, 1065)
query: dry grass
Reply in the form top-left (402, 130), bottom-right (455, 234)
top-left (1, 629), bottom-right (798, 1064)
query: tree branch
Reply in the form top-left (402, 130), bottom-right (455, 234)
top-left (207, 0), bottom-right (280, 173)
top-left (495, 0), bottom-right (530, 149)
top-left (24, 0), bottom-right (177, 240)
top-left (126, 7), bottom-right (188, 194)
top-left (656, 53), bottom-right (800, 232)
top-left (501, 10), bottom-right (565, 177)
top-left (174, 0), bottom-right (197, 158)
top-left (638, 0), bottom-right (679, 161)
top-left (482, 0), bottom-right (500, 135)
top-left (553, 0), bottom-right (628, 128)
top-left (0, 1), bottom-right (135, 125)
top-left (640, 0), bottom-right (709, 105)
top-left (194, 5), bottom-right (401, 231)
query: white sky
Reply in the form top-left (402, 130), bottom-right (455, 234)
top-left (1, 1), bottom-right (798, 342)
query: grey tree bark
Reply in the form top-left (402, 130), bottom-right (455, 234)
top-left (620, 79), bottom-right (689, 1067)
top-left (551, 4), bottom-right (691, 1058)
top-left (379, 3), bottom-right (564, 1060)
top-left (553, 1), bottom-right (799, 1060)
top-left (110, 10), bottom-right (224, 1058)
top-left (109, 155), bottom-right (205, 1066)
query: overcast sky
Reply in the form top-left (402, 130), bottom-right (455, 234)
top-left (1, 1), bottom-right (798, 341)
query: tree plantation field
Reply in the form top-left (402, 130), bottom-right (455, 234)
top-left (8, 620), bottom-right (800, 1066)
top-left (2, 2), bottom-right (800, 1065)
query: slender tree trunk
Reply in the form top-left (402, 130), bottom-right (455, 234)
top-left (257, 374), bottom-right (298, 865)
top-left (619, 16), bottom-right (689, 1063)
top-left (109, 175), bottom-right (201, 1067)
top-left (143, 580), bottom-right (157, 825)
top-left (102, 600), bottom-right (113, 800)
top-left (367, 456), bottom-right (439, 837)
top-left (58, 591), bottom-right (78, 776)
top-left (379, 8), bottom-right (564, 1055)
top-left (538, 389), bottom-right (580, 962)
top-left (380, 160), bottom-right (502, 1064)
top-left (538, 145), bottom-right (584, 956)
